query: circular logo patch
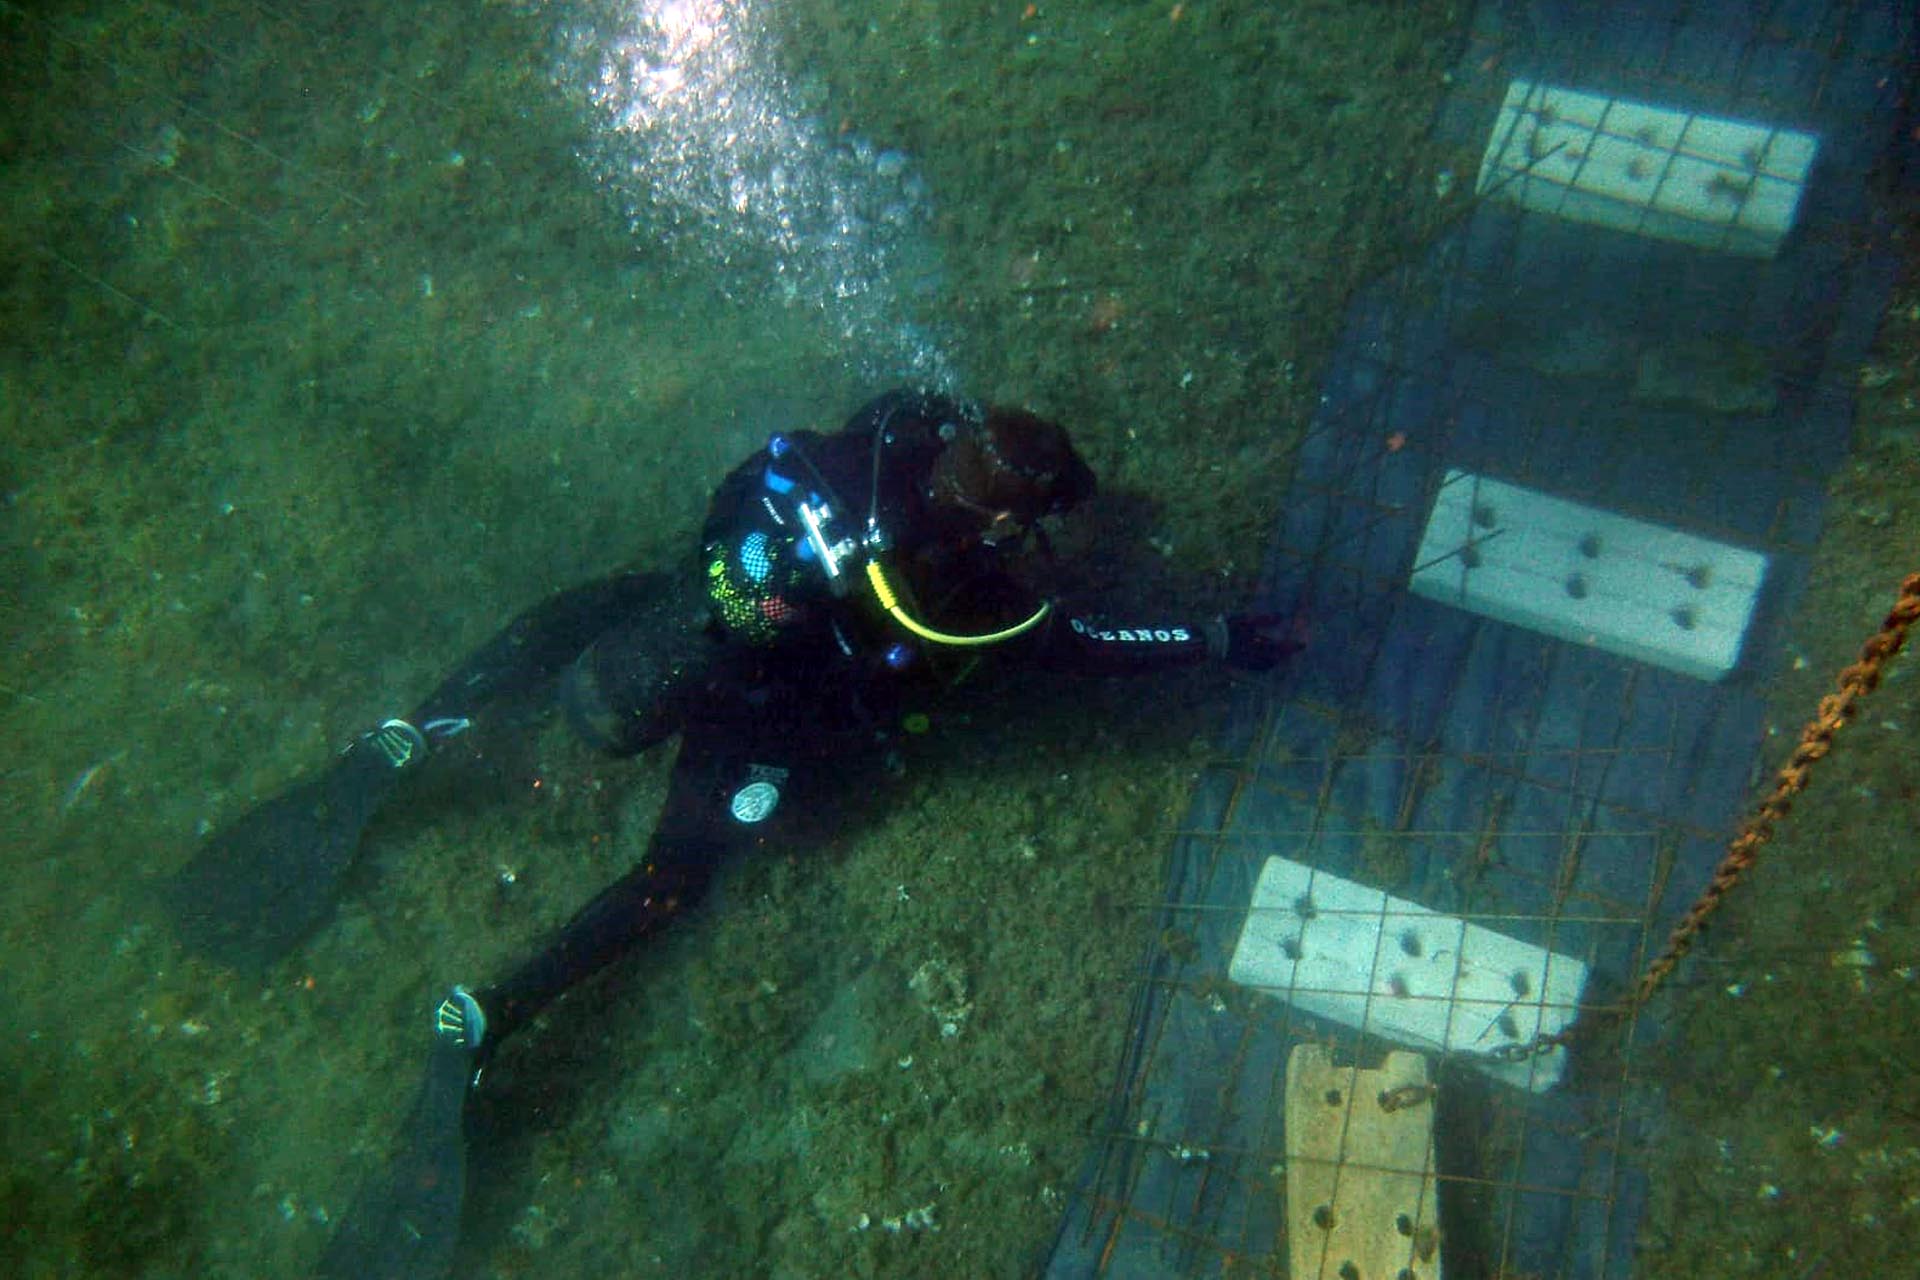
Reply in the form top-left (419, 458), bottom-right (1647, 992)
top-left (729, 780), bottom-right (781, 824)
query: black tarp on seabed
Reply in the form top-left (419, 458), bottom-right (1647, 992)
top-left (1046, 3), bottom-right (1918, 1276)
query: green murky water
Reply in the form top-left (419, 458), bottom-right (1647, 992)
top-left (4, 3), bottom-right (1917, 1278)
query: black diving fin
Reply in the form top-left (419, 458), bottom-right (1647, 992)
top-left (168, 722), bottom-right (421, 968)
top-left (317, 988), bottom-right (485, 1280)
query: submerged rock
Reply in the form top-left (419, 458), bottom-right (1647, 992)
top-left (1633, 337), bottom-right (1778, 416)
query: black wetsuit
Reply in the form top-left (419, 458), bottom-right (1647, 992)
top-left (403, 389), bottom-right (1221, 1049)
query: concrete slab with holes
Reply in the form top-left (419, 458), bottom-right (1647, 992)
top-left (1476, 78), bottom-right (1819, 258)
top-left (1408, 469), bottom-right (1768, 683)
top-left (1228, 855), bottom-right (1588, 1092)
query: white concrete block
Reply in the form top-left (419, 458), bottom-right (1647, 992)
top-left (1477, 78), bottom-right (1819, 257)
top-left (1229, 856), bottom-right (1588, 1093)
top-left (1407, 469), bottom-right (1767, 682)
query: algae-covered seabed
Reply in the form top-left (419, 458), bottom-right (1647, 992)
top-left (1, 2), bottom-right (1914, 1277)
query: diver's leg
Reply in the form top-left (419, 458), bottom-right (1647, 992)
top-left (469, 728), bottom-right (753, 1044)
top-left (554, 578), bottom-right (721, 757)
top-left (316, 731), bottom-right (769, 1279)
top-left (402, 568), bottom-right (683, 743)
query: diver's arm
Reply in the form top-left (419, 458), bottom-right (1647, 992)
top-left (1024, 608), bottom-right (1214, 674)
top-left (1025, 606), bottom-right (1300, 675)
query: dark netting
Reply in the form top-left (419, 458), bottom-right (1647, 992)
top-left (1045, 3), bottom-right (1917, 1276)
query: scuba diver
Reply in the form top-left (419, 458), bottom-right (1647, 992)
top-left (168, 388), bottom-right (1297, 1277)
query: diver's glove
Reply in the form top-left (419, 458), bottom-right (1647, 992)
top-left (1209, 612), bottom-right (1305, 672)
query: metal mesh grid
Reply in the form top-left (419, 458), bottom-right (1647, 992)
top-left (1051, 693), bottom-right (1695, 1277)
top-left (1046, 2), bottom-right (1915, 1276)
